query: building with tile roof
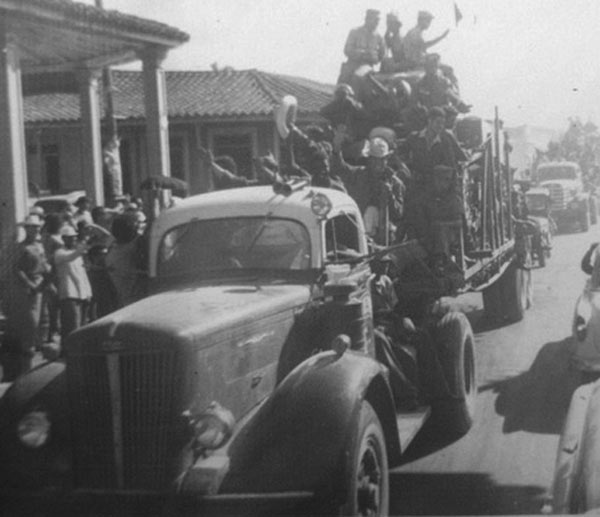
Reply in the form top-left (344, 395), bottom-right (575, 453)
top-left (24, 69), bottom-right (335, 196)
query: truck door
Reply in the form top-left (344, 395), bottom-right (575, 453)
top-left (324, 213), bottom-right (374, 354)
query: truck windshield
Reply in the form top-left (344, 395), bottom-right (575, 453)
top-left (157, 217), bottom-right (311, 278)
top-left (537, 165), bottom-right (577, 181)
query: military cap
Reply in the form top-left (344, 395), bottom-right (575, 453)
top-left (366, 9), bottom-right (380, 18)
top-left (418, 10), bottom-right (434, 20)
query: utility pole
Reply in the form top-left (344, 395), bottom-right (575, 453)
top-left (94, 0), bottom-right (123, 204)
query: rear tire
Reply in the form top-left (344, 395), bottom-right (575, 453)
top-left (581, 205), bottom-right (590, 232)
top-left (433, 312), bottom-right (476, 436)
top-left (502, 262), bottom-right (527, 322)
top-left (482, 278), bottom-right (504, 322)
top-left (340, 401), bottom-right (389, 517)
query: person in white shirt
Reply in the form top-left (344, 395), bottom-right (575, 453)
top-left (54, 225), bottom-right (92, 347)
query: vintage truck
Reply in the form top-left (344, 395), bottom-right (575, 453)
top-left (534, 161), bottom-right (594, 232)
top-left (0, 182), bottom-right (477, 516)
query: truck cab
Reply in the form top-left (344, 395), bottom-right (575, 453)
top-left (535, 161), bottom-right (591, 231)
top-left (0, 182), bottom-right (475, 516)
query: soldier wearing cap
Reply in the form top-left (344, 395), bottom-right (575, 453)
top-left (403, 10), bottom-right (449, 69)
top-left (381, 11), bottom-right (407, 73)
top-left (9, 214), bottom-right (51, 374)
top-left (338, 9), bottom-right (386, 84)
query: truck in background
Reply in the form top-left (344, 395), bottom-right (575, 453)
top-left (534, 161), bottom-right (596, 232)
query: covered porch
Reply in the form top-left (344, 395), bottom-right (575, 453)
top-left (0, 0), bottom-right (188, 286)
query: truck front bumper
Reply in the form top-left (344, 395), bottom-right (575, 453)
top-left (0, 488), bottom-right (317, 516)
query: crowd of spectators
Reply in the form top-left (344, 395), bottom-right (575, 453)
top-left (4, 195), bottom-right (149, 378)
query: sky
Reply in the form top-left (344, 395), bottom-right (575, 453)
top-left (85, 0), bottom-right (600, 131)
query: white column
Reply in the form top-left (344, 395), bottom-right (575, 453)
top-left (140, 47), bottom-right (171, 179)
top-left (78, 68), bottom-right (104, 206)
top-left (0, 27), bottom-right (28, 295)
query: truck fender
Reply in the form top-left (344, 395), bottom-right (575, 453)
top-left (0, 361), bottom-right (71, 488)
top-left (218, 350), bottom-right (401, 498)
top-left (551, 380), bottom-right (598, 513)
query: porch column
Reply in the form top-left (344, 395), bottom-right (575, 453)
top-left (140, 47), bottom-right (171, 179)
top-left (0, 27), bottom-right (28, 289)
top-left (77, 68), bottom-right (104, 206)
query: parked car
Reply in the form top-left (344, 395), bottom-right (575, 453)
top-left (551, 377), bottom-right (600, 513)
top-left (28, 190), bottom-right (86, 216)
top-left (549, 275), bottom-right (600, 513)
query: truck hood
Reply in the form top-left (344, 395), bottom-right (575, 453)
top-left (67, 282), bottom-right (312, 351)
top-left (539, 179), bottom-right (579, 189)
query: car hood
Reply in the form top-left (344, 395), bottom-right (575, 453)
top-left (66, 282), bottom-right (312, 352)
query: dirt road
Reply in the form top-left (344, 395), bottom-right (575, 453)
top-left (391, 229), bottom-right (596, 515)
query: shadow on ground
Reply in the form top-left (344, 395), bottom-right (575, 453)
top-left (479, 338), bottom-right (581, 434)
top-left (389, 471), bottom-right (548, 515)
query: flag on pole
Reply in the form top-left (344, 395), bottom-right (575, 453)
top-left (454, 2), bottom-right (463, 26)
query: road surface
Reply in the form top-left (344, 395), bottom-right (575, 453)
top-left (391, 228), bottom-right (595, 515)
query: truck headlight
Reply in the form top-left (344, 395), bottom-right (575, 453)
top-left (17, 410), bottom-right (51, 448)
top-left (187, 402), bottom-right (235, 452)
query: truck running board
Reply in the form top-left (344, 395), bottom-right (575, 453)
top-left (396, 406), bottom-right (431, 453)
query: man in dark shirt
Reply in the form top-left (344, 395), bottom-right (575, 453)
top-left (405, 106), bottom-right (467, 186)
top-left (417, 53), bottom-right (470, 113)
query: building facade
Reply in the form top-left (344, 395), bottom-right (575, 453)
top-left (24, 69), bottom-right (334, 198)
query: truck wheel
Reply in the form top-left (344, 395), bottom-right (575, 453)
top-left (537, 243), bottom-right (546, 267)
top-left (434, 312), bottom-right (476, 435)
top-left (482, 279), bottom-right (503, 322)
top-left (340, 401), bottom-right (389, 517)
top-left (581, 206), bottom-right (590, 232)
top-left (502, 262), bottom-right (527, 322)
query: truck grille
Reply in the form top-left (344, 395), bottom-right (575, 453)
top-left (67, 348), bottom-right (180, 490)
top-left (546, 184), bottom-right (567, 210)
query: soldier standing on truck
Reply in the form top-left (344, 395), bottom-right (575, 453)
top-left (403, 10), bottom-right (449, 69)
top-left (381, 11), bottom-right (406, 73)
top-left (417, 53), bottom-right (470, 113)
top-left (405, 106), bottom-right (467, 186)
top-left (338, 9), bottom-right (386, 85)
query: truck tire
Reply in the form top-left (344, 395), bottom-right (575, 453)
top-left (581, 205), bottom-right (590, 232)
top-left (340, 400), bottom-right (389, 517)
top-left (482, 279), bottom-right (504, 323)
top-left (502, 262), bottom-right (527, 323)
top-left (537, 241), bottom-right (546, 267)
top-left (433, 312), bottom-right (476, 435)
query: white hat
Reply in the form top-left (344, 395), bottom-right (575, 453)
top-left (29, 206), bottom-right (45, 217)
top-left (368, 137), bottom-right (391, 158)
top-left (22, 214), bottom-right (43, 227)
top-left (60, 225), bottom-right (78, 238)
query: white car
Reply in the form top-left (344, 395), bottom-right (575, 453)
top-left (550, 278), bottom-right (600, 513)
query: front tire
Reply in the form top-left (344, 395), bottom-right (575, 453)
top-left (340, 401), bottom-right (389, 517)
